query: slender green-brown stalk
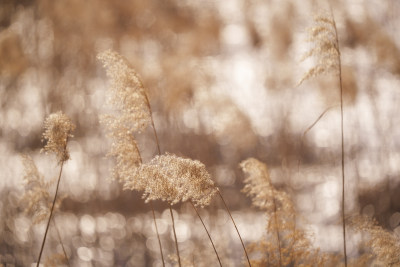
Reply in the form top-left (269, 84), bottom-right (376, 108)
top-left (36, 154), bottom-right (65, 267)
top-left (330, 7), bottom-right (347, 266)
top-left (190, 200), bottom-right (222, 266)
top-left (217, 191), bottom-right (251, 267)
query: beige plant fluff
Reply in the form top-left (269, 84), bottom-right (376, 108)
top-left (41, 111), bottom-right (75, 163)
top-left (350, 215), bottom-right (400, 266)
top-left (240, 158), bottom-right (294, 212)
top-left (298, 13), bottom-right (340, 85)
top-left (124, 153), bottom-right (218, 207)
top-left (20, 155), bottom-right (63, 224)
top-left (239, 158), bottom-right (341, 266)
top-left (98, 50), bottom-right (218, 207)
top-left (97, 50), bottom-right (151, 183)
top-left (97, 49), bottom-right (151, 133)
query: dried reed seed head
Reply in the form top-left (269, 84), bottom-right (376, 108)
top-left (241, 158), bottom-right (330, 266)
top-left (350, 215), bottom-right (400, 265)
top-left (20, 155), bottom-right (63, 224)
top-left (298, 13), bottom-right (340, 86)
top-left (98, 50), bottom-right (153, 186)
top-left (124, 153), bottom-right (218, 207)
top-left (101, 115), bottom-right (142, 183)
top-left (97, 50), bottom-right (151, 133)
top-left (240, 158), bottom-right (293, 212)
top-left (41, 111), bottom-right (75, 163)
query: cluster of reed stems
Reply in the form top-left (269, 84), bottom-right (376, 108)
top-left (22, 4), bottom-right (400, 266)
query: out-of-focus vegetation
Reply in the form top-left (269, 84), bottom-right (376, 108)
top-left (1, 0), bottom-right (400, 266)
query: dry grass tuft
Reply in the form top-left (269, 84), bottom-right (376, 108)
top-left (240, 158), bottom-right (340, 266)
top-left (20, 155), bottom-right (62, 224)
top-left (41, 111), bottom-right (76, 163)
top-left (298, 13), bottom-right (340, 86)
top-left (124, 153), bottom-right (218, 207)
top-left (350, 215), bottom-right (400, 266)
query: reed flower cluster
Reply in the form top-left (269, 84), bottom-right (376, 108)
top-left (299, 13), bottom-right (340, 85)
top-left (351, 215), bottom-right (400, 266)
top-left (20, 155), bottom-right (61, 224)
top-left (41, 111), bottom-right (76, 163)
top-left (240, 158), bottom-right (340, 266)
top-left (124, 153), bottom-right (218, 207)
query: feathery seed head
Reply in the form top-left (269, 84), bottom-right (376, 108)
top-left (350, 215), bottom-right (400, 265)
top-left (101, 115), bottom-right (142, 183)
top-left (41, 111), bottom-right (75, 163)
top-left (298, 13), bottom-right (340, 86)
top-left (124, 153), bottom-right (218, 207)
top-left (97, 50), bottom-right (151, 133)
top-left (240, 158), bottom-right (293, 212)
top-left (20, 155), bottom-right (63, 224)
top-left (98, 50), bottom-right (152, 183)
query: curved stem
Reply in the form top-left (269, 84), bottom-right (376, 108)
top-left (36, 160), bottom-right (65, 267)
top-left (218, 191), bottom-right (251, 267)
top-left (330, 6), bottom-right (347, 266)
top-left (190, 201), bottom-right (222, 266)
top-left (169, 206), bottom-right (181, 267)
top-left (150, 202), bottom-right (165, 267)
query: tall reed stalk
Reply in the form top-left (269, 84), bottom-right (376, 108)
top-left (329, 7), bottom-right (347, 266)
top-left (299, 6), bottom-right (347, 265)
top-left (36, 111), bottom-right (75, 266)
top-left (144, 91), bottom-right (182, 267)
top-left (217, 191), bottom-right (251, 267)
top-left (36, 158), bottom-right (65, 267)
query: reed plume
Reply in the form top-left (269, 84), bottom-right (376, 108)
top-left (124, 153), bottom-right (218, 207)
top-left (299, 9), bottom-right (347, 266)
top-left (98, 49), bottom-right (166, 265)
top-left (41, 111), bottom-right (76, 164)
top-left (351, 215), bottom-right (400, 266)
top-left (98, 50), bottom-right (225, 266)
top-left (298, 13), bottom-right (339, 86)
top-left (26, 111), bottom-right (75, 267)
top-left (240, 158), bottom-right (340, 266)
top-left (21, 155), bottom-right (62, 225)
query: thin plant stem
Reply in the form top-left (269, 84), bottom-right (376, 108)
top-left (150, 202), bottom-right (166, 267)
top-left (169, 206), bottom-right (182, 267)
top-left (301, 105), bottom-right (339, 141)
top-left (217, 191), bottom-right (251, 267)
top-left (298, 105), bottom-right (339, 171)
top-left (143, 91), bottom-right (181, 266)
top-left (272, 197), bottom-right (282, 267)
top-left (330, 6), bottom-right (347, 266)
top-left (143, 93), bottom-right (161, 156)
top-left (51, 218), bottom-right (70, 267)
top-left (36, 158), bottom-right (65, 267)
top-left (136, 149), bottom-right (166, 267)
top-left (190, 200), bottom-right (222, 267)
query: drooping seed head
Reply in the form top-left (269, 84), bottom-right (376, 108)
top-left (124, 153), bottom-right (218, 207)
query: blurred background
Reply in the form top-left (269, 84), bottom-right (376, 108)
top-left (1, 0), bottom-right (400, 266)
